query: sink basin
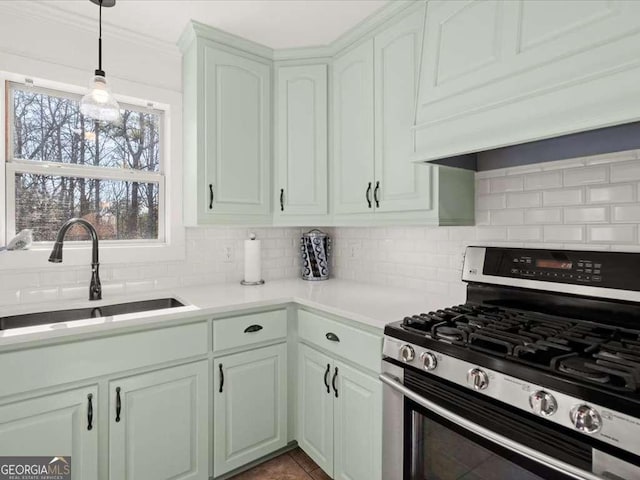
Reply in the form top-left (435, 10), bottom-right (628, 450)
top-left (0, 298), bottom-right (185, 331)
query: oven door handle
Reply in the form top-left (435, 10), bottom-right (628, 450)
top-left (379, 373), bottom-right (602, 480)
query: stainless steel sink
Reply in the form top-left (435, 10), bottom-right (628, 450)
top-left (0, 298), bottom-right (185, 330)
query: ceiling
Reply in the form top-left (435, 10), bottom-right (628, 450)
top-left (48, 0), bottom-right (390, 49)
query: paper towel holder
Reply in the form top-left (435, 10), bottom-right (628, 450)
top-left (241, 233), bottom-right (265, 286)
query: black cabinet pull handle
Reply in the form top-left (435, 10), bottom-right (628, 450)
top-left (324, 363), bottom-right (331, 394)
top-left (219, 364), bottom-right (224, 393)
top-left (115, 387), bottom-right (121, 423)
top-left (325, 332), bottom-right (340, 342)
top-left (280, 188), bottom-right (284, 212)
top-left (87, 393), bottom-right (93, 431)
top-left (332, 367), bottom-right (339, 398)
top-left (374, 181), bottom-right (380, 208)
top-left (209, 184), bottom-right (214, 209)
top-left (365, 182), bottom-right (372, 208)
top-left (244, 324), bottom-right (263, 333)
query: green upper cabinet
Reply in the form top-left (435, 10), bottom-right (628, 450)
top-left (332, 39), bottom-right (376, 216)
top-left (213, 343), bottom-right (288, 477)
top-left (0, 387), bottom-right (98, 480)
top-left (109, 362), bottom-right (209, 480)
top-left (182, 33), bottom-right (272, 225)
top-left (373, 11), bottom-right (430, 214)
top-left (332, 5), bottom-right (475, 225)
top-left (275, 64), bottom-right (328, 221)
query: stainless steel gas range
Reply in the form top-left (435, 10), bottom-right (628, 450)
top-left (381, 246), bottom-right (640, 480)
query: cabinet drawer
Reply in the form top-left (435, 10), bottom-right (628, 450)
top-left (0, 322), bottom-right (208, 398)
top-left (213, 310), bottom-right (287, 352)
top-left (297, 310), bottom-right (382, 371)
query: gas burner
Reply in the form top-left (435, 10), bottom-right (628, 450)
top-left (433, 326), bottom-right (466, 343)
top-left (557, 357), bottom-right (611, 384)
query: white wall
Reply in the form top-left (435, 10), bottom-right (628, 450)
top-left (331, 150), bottom-right (640, 306)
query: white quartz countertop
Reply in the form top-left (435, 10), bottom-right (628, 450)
top-left (0, 279), bottom-right (446, 348)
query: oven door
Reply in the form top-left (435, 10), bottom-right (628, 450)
top-left (381, 360), bottom-right (640, 480)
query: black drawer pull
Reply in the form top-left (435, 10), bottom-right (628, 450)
top-left (374, 181), bottom-right (380, 208)
top-left (115, 387), bottom-right (121, 423)
top-left (326, 332), bottom-right (340, 342)
top-left (324, 363), bottom-right (331, 394)
top-left (209, 184), bottom-right (214, 209)
top-left (219, 364), bottom-right (224, 393)
top-left (244, 324), bottom-right (263, 333)
top-left (365, 182), bottom-right (372, 208)
top-left (280, 188), bottom-right (284, 211)
top-left (332, 366), bottom-right (339, 398)
top-left (87, 393), bottom-right (93, 431)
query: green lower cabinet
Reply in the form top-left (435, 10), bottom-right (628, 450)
top-left (297, 344), bottom-right (335, 475)
top-left (298, 344), bottom-right (382, 480)
top-left (333, 361), bottom-right (382, 480)
top-left (213, 343), bottom-right (288, 477)
top-left (0, 386), bottom-right (98, 480)
top-left (109, 361), bottom-right (209, 480)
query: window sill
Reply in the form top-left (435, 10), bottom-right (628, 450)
top-left (0, 241), bottom-right (185, 270)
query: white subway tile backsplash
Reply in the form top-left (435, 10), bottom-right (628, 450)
top-left (491, 209), bottom-right (524, 225)
top-left (611, 161), bottom-right (640, 183)
top-left (563, 166), bottom-right (607, 186)
top-left (477, 194), bottom-right (506, 210)
top-left (612, 205), bottom-right (640, 223)
top-left (587, 184), bottom-right (635, 204)
top-left (507, 226), bottom-right (543, 242)
top-left (563, 206), bottom-right (609, 224)
top-left (524, 208), bottom-right (562, 224)
top-left (506, 192), bottom-right (541, 209)
top-left (587, 225), bottom-right (637, 244)
top-left (543, 188), bottom-right (584, 206)
top-left (490, 176), bottom-right (523, 193)
top-left (524, 171), bottom-right (562, 190)
top-left (543, 225), bottom-right (584, 242)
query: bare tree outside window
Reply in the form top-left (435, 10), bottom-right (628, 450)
top-left (7, 82), bottom-right (164, 242)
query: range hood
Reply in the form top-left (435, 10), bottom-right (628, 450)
top-left (423, 121), bottom-right (640, 172)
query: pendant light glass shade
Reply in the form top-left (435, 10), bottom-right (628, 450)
top-left (80, 0), bottom-right (120, 123)
top-left (80, 74), bottom-right (120, 122)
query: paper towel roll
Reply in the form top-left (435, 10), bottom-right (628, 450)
top-left (243, 235), bottom-right (262, 283)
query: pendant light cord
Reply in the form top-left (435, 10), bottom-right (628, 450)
top-left (97, 0), bottom-right (104, 75)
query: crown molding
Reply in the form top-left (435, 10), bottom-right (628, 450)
top-left (178, 20), bottom-right (274, 60)
top-left (0, 1), bottom-right (181, 57)
top-left (179, 0), bottom-right (425, 62)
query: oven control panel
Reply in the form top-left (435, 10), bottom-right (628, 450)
top-left (383, 337), bottom-right (640, 458)
top-left (462, 246), bottom-right (640, 294)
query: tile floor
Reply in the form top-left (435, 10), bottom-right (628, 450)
top-left (230, 448), bottom-right (331, 480)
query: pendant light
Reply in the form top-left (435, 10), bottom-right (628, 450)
top-left (80, 0), bottom-right (120, 123)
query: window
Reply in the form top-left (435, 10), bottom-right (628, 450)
top-left (6, 81), bottom-right (164, 243)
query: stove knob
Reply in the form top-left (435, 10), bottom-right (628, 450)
top-left (570, 405), bottom-right (602, 434)
top-left (420, 352), bottom-right (438, 371)
top-left (467, 368), bottom-right (489, 391)
top-left (529, 390), bottom-right (557, 417)
top-left (399, 345), bottom-right (415, 363)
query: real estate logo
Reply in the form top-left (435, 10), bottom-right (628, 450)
top-left (0, 456), bottom-right (71, 480)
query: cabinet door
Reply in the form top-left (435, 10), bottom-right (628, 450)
top-left (374, 10), bottom-right (432, 214)
top-left (276, 64), bottom-right (328, 216)
top-left (0, 387), bottom-right (98, 480)
top-left (333, 39), bottom-right (375, 215)
top-left (333, 361), bottom-right (382, 480)
top-left (109, 362), bottom-right (209, 480)
top-left (203, 46), bottom-right (271, 216)
top-left (297, 344), bottom-right (334, 476)
top-left (213, 343), bottom-right (287, 477)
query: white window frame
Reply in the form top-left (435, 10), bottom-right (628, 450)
top-left (6, 81), bottom-right (166, 245)
top-left (0, 72), bottom-right (184, 269)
